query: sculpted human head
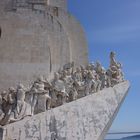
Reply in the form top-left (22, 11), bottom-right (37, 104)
top-left (111, 65), bottom-right (117, 71)
top-left (86, 64), bottom-right (92, 70)
top-left (76, 67), bottom-right (81, 72)
top-left (66, 69), bottom-right (71, 76)
top-left (54, 72), bottom-right (60, 80)
top-left (80, 65), bottom-right (85, 71)
top-left (17, 83), bottom-right (25, 90)
top-left (110, 51), bottom-right (115, 58)
top-left (63, 70), bottom-right (67, 77)
top-left (90, 62), bottom-right (95, 70)
top-left (1, 91), bottom-right (7, 97)
top-left (96, 61), bottom-right (101, 68)
top-left (9, 87), bottom-right (15, 92)
top-left (36, 76), bottom-right (45, 83)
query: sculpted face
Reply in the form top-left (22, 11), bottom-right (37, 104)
top-left (76, 67), bottom-right (81, 72)
top-left (9, 87), bottom-right (15, 92)
top-left (37, 76), bottom-right (44, 83)
top-left (1, 91), bottom-right (7, 97)
top-left (54, 72), bottom-right (60, 80)
top-left (110, 51), bottom-right (115, 58)
top-left (17, 83), bottom-right (24, 90)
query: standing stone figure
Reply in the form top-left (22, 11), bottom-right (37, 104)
top-left (109, 52), bottom-right (124, 86)
top-left (8, 84), bottom-right (31, 123)
top-left (73, 67), bottom-right (83, 83)
top-left (85, 66), bottom-right (96, 95)
top-left (7, 87), bottom-right (16, 115)
top-left (110, 51), bottom-right (121, 68)
top-left (52, 73), bottom-right (68, 106)
top-left (108, 66), bottom-right (119, 86)
top-left (1, 91), bottom-right (8, 115)
top-left (0, 93), bottom-right (5, 122)
top-left (29, 76), bottom-right (51, 115)
top-left (95, 74), bottom-right (101, 92)
top-left (61, 70), bottom-right (77, 102)
top-left (73, 67), bottom-right (86, 97)
top-left (95, 61), bottom-right (107, 89)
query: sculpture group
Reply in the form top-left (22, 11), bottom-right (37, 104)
top-left (0, 52), bottom-right (124, 125)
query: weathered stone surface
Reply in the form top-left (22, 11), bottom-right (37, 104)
top-left (0, 81), bottom-right (130, 140)
top-left (48, 0), bottom-right (67, 10)
top-left (0, 0), bottom-right (88, 91)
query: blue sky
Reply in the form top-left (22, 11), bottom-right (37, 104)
top-left (68, 0), bottom-right (140, 139)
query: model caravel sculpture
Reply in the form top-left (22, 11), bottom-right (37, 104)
top-left (0, 0), bottom-right (130, 140)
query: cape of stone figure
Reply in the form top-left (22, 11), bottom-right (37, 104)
top-left (0, 0), bottom-right (88, 91)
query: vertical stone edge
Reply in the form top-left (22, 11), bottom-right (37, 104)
top-left (0, 127), bottom-right (6, 140)
top-left (97, 81), bottom-right (130, 140)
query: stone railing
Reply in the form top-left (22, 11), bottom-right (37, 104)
top-left (0, 52), bottom-right (124, 125)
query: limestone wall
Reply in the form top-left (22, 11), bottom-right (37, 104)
top-left (0, 0), bottom-right (67, 12)
top-left (48, 0), bottom-right (67, 10)
top-left (56, 9), bottom-right (88, 66)
top-left (47, 7), bottom-right (88, 66)
top-left (0, 11), bottom-right (70, 90)
top-left (0, 1), bottom-right (88, 91)
top-left (0, 81), bottom-right (130, 140)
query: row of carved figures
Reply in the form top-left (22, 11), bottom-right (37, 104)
top-left (0, 52), bottom-right (124, 125)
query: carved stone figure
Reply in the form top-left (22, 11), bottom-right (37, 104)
top-left (2, 89), bottom-right (18, 125)
top-left (7, 84), bottom-right (31, 124)
top-left (73, 67), bottom-right (85, 97)
top-left (106, 70), bottom-right (112, 87)
top-left (95, 61), bottom-right (103, 74)
top-left (68, 87), bottom-right (78, 102)
top-left (52, 73), bottom-right (68, 106)
top-left (95, 75), bottom-right (102, 92)
top-left (63, 61), bottom-right (74, 74)
top-left (80, 66), bottom-right (87, 82)
top-left (100, 70), bottom-right (107, 89)
top-left (61, 70), bottom-right (77, 102)
top-left (110, 51), bottom-right (122, 69)
top-left (85, 69), bottom-right (96, 95)
top-left (1, 91), bottom-right (8, 115)
top-left (29, 76), bottom-right (51, 115)
top-left (6, 87), bottom-right (17, 116)
top-left (110, 66), bottom-right (119, 86)
top-left (0, 93), bottom-right (5, 122)
top-left (109, 52), bottom-right (124, 86)
top-left (73, 67), bottom-right (83, 83)
top-left (95, 61), bottom-right (107, 89)
top-left (0, 56), bottom-right (125, 125)
top-left (90, 62), bottom-right (96, 71)
top-left (44, 79), bottom-right (57, 108)
top-left (58, 68), bottom-right (64, 80)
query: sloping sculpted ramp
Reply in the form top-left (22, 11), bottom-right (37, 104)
top-left (0, 81), bottom-right (130, 140)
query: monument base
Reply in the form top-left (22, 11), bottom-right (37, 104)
top-left (0, 81), bottom-right (130, 140)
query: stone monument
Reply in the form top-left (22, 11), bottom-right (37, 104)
top-left (0, 0), bottom-right (88, 91)
top-left (0, 0), bottom-right (130, 140)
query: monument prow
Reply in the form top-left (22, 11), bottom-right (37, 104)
top-left (0, 1), bottom-right (130, 140)
top-left (0, 81), bottom-right (130, 140)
